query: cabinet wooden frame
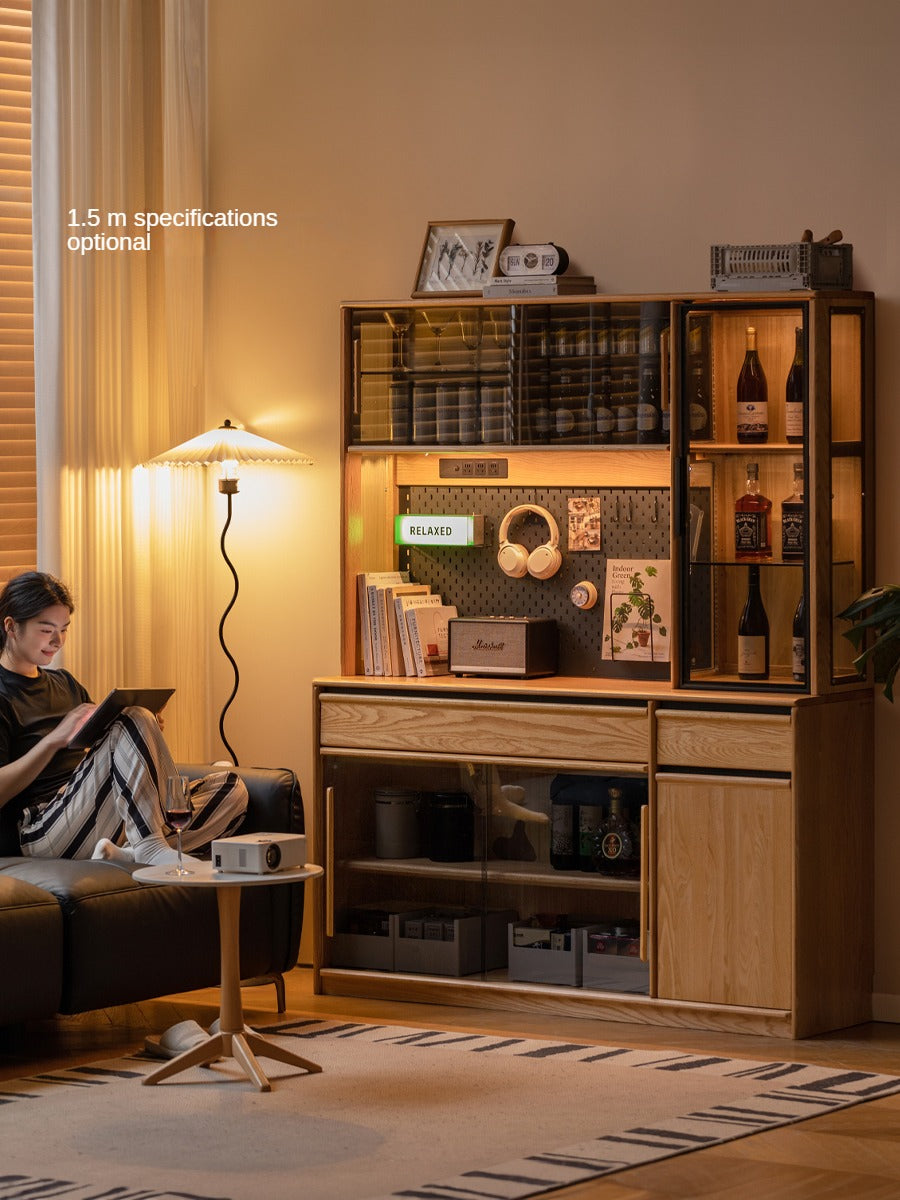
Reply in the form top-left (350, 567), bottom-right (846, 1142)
top-left (318, 289), bottom-right (876, 1040)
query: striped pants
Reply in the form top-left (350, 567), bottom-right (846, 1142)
top-left (18, 707), bottom-right (248, 860)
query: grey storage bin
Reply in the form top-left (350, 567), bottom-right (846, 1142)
top-left (394, 908), bottom-right (516, 977)
top-left (580, 927), bottom-right (650, 993)
top-left (507, 922), bottom-right (593, 987)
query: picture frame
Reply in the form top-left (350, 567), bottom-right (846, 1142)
top-left (413, 219), bottom-right (515, 298)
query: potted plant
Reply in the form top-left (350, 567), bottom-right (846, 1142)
top-left (839, 584), bottom-right (900, 701)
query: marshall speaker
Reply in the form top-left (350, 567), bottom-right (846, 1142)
top-left (449, 616), bottom-right (558, 678)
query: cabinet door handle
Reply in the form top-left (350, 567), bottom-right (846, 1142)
top-left (325, 785), bottom-right (335, 938)
top-left (639, 803), bottom-right (649, 963)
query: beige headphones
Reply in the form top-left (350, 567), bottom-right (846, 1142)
top-left (497, 503), bottom-right (562, 580)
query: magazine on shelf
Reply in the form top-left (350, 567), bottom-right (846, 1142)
top-left (356, 571), bottom-right (409, 675)
top-left (395, 592), bottom-right (444, 675)
top-left (601, 559), bottom-right (671, 663)
top-left (383, 583), bottom-right (431, 676)
top-left (406, 604), bottom-right (458, 677)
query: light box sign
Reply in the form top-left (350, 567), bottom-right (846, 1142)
top-left (395, 514), bottom-right (485, 547)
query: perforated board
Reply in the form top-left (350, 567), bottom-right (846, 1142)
top-left (399, 486), bottom-right (670, 678)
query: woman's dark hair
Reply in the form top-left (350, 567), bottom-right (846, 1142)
top-left (0, 571), bottom-right (75, 649)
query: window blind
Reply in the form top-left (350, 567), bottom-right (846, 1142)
top-left (0, 0), bottom-right (34, 584)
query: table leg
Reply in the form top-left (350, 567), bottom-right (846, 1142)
top-left (143, 882), bottom-right (321, 1091)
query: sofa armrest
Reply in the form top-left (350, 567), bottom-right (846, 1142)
top-left (176, 764), bottom-right (304, 836)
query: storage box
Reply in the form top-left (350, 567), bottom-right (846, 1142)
top-left (580, 927), bottom-right (650, 993)
top-left (394, 908), bottom-right (516, 977)
top-left (710, 242), bottom-right (853, 292)
top-left (330, 905), bottom-right (396, 971)
top-left (507, 922), bottom-right (592, 987)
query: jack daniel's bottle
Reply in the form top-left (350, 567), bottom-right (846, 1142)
top-left (734, 463), bottom-right (772, 560)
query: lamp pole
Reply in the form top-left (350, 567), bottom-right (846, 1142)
top-left (217, 473), bottom-right (240, 765)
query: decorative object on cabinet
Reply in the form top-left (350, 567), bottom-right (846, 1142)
top-left (147, 419), bottom-right (312, 763)
top-left (499, 243), bottom-right (569, 276)
top-left (602, 560), bottom-right (670, 662)
top-left (840, 583), bottom-right (900, 701)
top-left (413, 219), bottom-right (514, 297)
top-left (711, 232), bottom-right (852, 291)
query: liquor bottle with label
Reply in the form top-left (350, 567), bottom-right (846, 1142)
top-left (592, 786), bottom-right (640, 879)
top-left (792, 590), bottom-right (806, 684)
top-left (738, 564), bottom-right (769, 680)
top-left (781, 461), bottom-right (805, 561)
top-left (549, 797), bottom-right (578, 871)
top-left (578, 792), bottom-right (605, 872)
top-left (636, 364), bottom-right (661, 443)
top-left (736, 325), bottom-right (768, 443)
top-left (688, 363), bottom-right (710, 440)
top-left (734, 462), bottom-right (772, 560)
top-left (785, 326), bottom-right (804, 444)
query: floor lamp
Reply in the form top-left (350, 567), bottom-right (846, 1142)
top-left (148, 419), bottom-right (313, 764)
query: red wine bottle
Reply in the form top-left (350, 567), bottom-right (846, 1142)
top-left (738, 565), bottom-right (769, 680)
top-left (736, 326), bottom-right (768, 443)
top-left (785, 326), bottom-right (804, 444)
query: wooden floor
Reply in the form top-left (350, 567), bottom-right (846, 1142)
top-left (4, 968), bottom-right (900, 1199)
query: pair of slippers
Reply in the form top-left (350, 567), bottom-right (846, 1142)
top-left (144, 1017), bottom-right (222, 1060)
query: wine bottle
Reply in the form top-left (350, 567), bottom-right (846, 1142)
top-left (785, 326), bottom-right (804, 444)
top-left (736, 326), bottom-right (768, 443)
top-left (549, 798), bottom-right (578, 870)
top-left (734, 462), bottom-right (772, 560)
top-left (781, 461), bottom-right (805, 561)
top-left (738, 565), bottom-right (769, 680)
top-left (593, 786), bottom-right (640, 879)
top-left (792, 591), bottom-right (807, 684)
top-left (636, 364), bottom-right (661, 443)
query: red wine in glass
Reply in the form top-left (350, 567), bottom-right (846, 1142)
top-left (164, 775), bottom-right (193, 876)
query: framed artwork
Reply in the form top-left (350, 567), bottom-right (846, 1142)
top-left (413, 219), bottom-right (514, 297)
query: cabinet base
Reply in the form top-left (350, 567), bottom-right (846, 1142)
top-left (317, 967), bottom-right (795, 1039)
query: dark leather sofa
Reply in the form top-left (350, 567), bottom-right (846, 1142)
top-left (0, 764), bottom-right (305, 1031)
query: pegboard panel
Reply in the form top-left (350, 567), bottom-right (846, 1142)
top-left (400, 485), bottom-right (670, 678)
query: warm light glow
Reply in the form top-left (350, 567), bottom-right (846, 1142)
top-left (145, 418), bottom-right (313, 469)
top-left (220, 458), bottom-right (239, 483)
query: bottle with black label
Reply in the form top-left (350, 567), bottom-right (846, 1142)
top-left (785, 326), bottom-right (804, 444)
top-left (734, 462), bottom-right (772, 560)
top-left (593, 786), bottom-right (640, 879)
top-left (736, 325), bottom-right (768, 443)
top-left (636, 365), bottom-right (661, 443)
top-left (781, 462), bottom-right (805, 561)
top-left (578, 792), bottom-right (605, 872)
top-left (792, 591), bottom-right (807, 684)
top-left (737, 564), bottom-right (769, 680)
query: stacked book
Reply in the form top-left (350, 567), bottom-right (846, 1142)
top-left (482, 273), bottom-right (596, 298)
top-left (357, 571), bottom-right (457, 677)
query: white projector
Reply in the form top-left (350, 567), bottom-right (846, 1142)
top-left (212, 832), bottom-right (307, 874)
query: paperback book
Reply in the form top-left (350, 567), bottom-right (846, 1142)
top-left (601, 559), bottom-right (671, 662)
top-left (406, 604), bottom-right (458, 677)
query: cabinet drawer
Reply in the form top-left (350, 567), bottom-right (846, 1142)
top-left (656, 710), bottom-right (793, 772)
top-left (319, 693), bottom-right (649, 764)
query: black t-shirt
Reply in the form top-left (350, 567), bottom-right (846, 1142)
top-left (0, 664), bottom-right (91, 847)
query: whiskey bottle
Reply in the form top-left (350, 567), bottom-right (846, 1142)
top-left (592, 786), bottom-right (639, 879)
top-left (781, 462), bottom-right (805, 561)
top-left (785, 326), bottom-right (804, 444)
top-left (736, 325), bottom-right (768, 443)
top-left (738, 565), bottom-right (769, 680)
top-left (792, 591), bottom-right (807, 684)
top-left (734, 462), bottom-right (772, 560)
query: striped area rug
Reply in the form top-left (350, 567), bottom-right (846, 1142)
top-left (2, 1018), bottom-right (899, 1200)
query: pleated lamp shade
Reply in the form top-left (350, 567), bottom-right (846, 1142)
top-left (147, 419), bottom-right (313, 468)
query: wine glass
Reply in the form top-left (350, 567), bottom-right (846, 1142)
top-left (164, 774), bottom-right (193, 876)
top-left (422, 309), bottom-right (452, 367)
top-left (457, 308), bottom-right (483, 367)
top-left (383, 310), bottom-right (411, 369)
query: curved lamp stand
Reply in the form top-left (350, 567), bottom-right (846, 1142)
top-left (218, 486), bottom-right (241, 766)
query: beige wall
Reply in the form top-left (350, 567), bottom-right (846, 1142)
top-left (205, 0), bottom-right (900, 1010)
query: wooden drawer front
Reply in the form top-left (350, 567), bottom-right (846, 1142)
top-left (656, 710), bottom-right (793, 772)
top-left (319, 694), bottom-right (649, 763)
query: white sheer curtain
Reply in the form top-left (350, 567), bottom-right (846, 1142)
top-left (33, 0), bottom-right (213, 759)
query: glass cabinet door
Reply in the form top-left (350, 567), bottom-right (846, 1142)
top-left (675, 296), bottom-right (872, 693)
top-left (346, 300), bottom-right (671, 451)
top-left (323, 752), bottom-right (649, 994)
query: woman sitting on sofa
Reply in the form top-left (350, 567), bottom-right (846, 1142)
top-left (0, 570), bottom-right (247, 864)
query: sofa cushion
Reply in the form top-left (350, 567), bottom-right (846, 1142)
top-left (0, 868), bottom-right (63, 1022)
